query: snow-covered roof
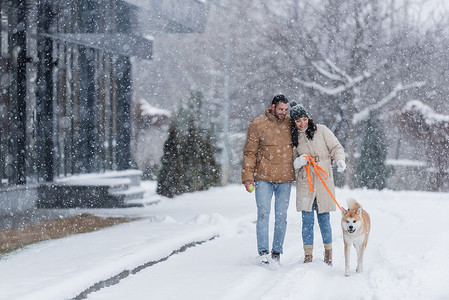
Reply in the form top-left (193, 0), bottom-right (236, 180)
top-left (138, 99), bottom-right (172, 118)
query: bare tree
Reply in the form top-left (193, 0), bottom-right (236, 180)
top-left (258, 0), bottom-right (427, 186)
top-left (297, 60), bottom-right (424, 186)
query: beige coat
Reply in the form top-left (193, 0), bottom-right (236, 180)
top-left (242, 109), bottom-right (295, 183)
top-left (294, 124), bottom-right (345, 213)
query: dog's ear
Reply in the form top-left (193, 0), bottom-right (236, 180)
top-left (341, 207), bottom-right (347, 216)
top-left (356, 207), bottom-right (362, 216)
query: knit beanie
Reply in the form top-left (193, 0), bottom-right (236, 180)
top-left (290, 100), bottom-right (308, 121)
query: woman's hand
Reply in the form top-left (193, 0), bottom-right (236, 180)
top-left (294, 154), bottom-right (308, 170)
top-left (336, 160), bottom-right (346, 172)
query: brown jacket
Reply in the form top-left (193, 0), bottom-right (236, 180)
top-left (242, 109), bottom-right (295, 183)
top-left (293, 124), bottom-right (345, 213)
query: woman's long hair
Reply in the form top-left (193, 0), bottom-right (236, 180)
top-left (291, 118), bottom-right (317, 147)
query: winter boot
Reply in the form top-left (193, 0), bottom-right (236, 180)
top-left (324, 243), bottom-right (332, 266)
top-left (303, 245), bottom-right (313, 263)
top-left (259, 250), bottom-right (269, 265)
top-left (271, 251), bottom-right (281, 263)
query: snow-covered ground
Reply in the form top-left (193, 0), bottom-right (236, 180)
top-left (0, 181), bottom-right (448, 300)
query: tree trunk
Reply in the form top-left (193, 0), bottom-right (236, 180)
top-left (344, 89), bottom-right (356, 188)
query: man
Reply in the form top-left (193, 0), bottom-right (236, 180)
top-left (242, 94), bottom-right (295, 265)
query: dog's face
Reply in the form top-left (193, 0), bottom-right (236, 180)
top-left (341, 207), bottom-right (363, 234)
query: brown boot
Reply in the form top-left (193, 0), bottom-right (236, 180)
top-left (303, 245), bottom-right (313, 263)
top-left (304, 254), bottom-right (313, 263)
top-left (324, 243), bottom-right (332, 266)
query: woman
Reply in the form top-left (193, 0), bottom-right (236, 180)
top-left (290, 101), bottom-right (346, 266)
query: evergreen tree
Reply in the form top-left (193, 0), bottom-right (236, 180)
top-left (156, 122), bottom-right (185, 197)
top-left (157, 91), bottom-right (219, 197)
top-left (201, 132), bottom-right (220, 188)
top-left (184, 112), bottom-right (204, 191)
top-left (356, 114), bottom-right (387, 189)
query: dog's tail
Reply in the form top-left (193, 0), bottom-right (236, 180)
top-left (347, 199), bottom-right (361, 211)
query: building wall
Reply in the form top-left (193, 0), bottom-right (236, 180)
top-left (0, 0), bottom-right (136, 186)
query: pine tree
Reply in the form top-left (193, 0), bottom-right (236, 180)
top-left (201, 132), bottom-right (220, 188)
top-left (184, 112), bottom-right (204, 191)
top-left (356, 114), bottom-right (387, 189)
top-left (157, 91), bottom-right (219, 197)
top-left (156, 121), bottom-right (185, 198)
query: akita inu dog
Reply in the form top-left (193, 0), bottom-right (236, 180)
top-left (341, 199), bottom-right (371, 277)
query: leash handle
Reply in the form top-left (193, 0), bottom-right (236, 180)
top-left (304, 162), bottom-right (313, 192)
top-left (303, 156), bottom-right (341, 210)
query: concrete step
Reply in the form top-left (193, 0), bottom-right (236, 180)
top-left (63, 178), bottom-right (130, 194)
top-left (56, 170), bottom-right (143, 187)
top-left (112, 186), bottom-right (145, 200)
top-left (122, 194), bottom-right (161, 208)
top-left (37, 183), bottom-right (126, 208)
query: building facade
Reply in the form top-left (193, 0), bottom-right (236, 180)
top-left (0, 0), bottom-right (207, 186)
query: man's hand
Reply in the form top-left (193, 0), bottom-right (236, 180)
top-left (244, 181), bottom-right (255, 193)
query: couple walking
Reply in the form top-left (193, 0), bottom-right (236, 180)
top-left (242, 94), bottom-right (346, 265)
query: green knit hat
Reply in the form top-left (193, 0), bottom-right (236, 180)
top-left (290, 100), bottom-right (308, 121)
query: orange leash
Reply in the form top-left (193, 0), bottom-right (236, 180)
top-left (303, 156), bottom-right (341, 210)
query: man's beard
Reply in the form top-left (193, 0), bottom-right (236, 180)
top-left (274, 111), bottom-right (285, 120)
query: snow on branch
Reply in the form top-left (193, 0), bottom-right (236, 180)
top-left (294, 78), bottom-right (347, 95)
top-left (353, 81), bottom-right (425, 125)
top-left (297, 58), bottom-right (381, 96)
top-left (402, 99), bottom-right (449, 125)
top-left (311, 61), bottom-right (343, 82)
top-left (295, 72), bottom-right (367, 96)
top-left (324, 59), bottom-right (352, 82)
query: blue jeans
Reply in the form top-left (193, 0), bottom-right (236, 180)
top-left (302, 200), bottom-right (332, 246)
top-left (255, 181), bottom-right (291, 254)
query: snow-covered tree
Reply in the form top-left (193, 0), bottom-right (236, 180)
top-left (356, 113), bottom-right (387, 189)
top-left (157, 121), bottom-right (185, 198)
top-left (271, 0), bottom-right (424, 187)
top-left (132, 99), bottom-right (171, 180)
top-left (157, 91), bottom-right (219, 197)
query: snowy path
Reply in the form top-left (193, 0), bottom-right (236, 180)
top-left (1, 182), bottom-right (449, 299)
top-left (86, 188), bottom-right (449, 300)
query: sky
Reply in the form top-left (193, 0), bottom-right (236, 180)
top-left (409, 0), bottom-right (449, 24)
top-left (0, 180), bottom-right (448, 299)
